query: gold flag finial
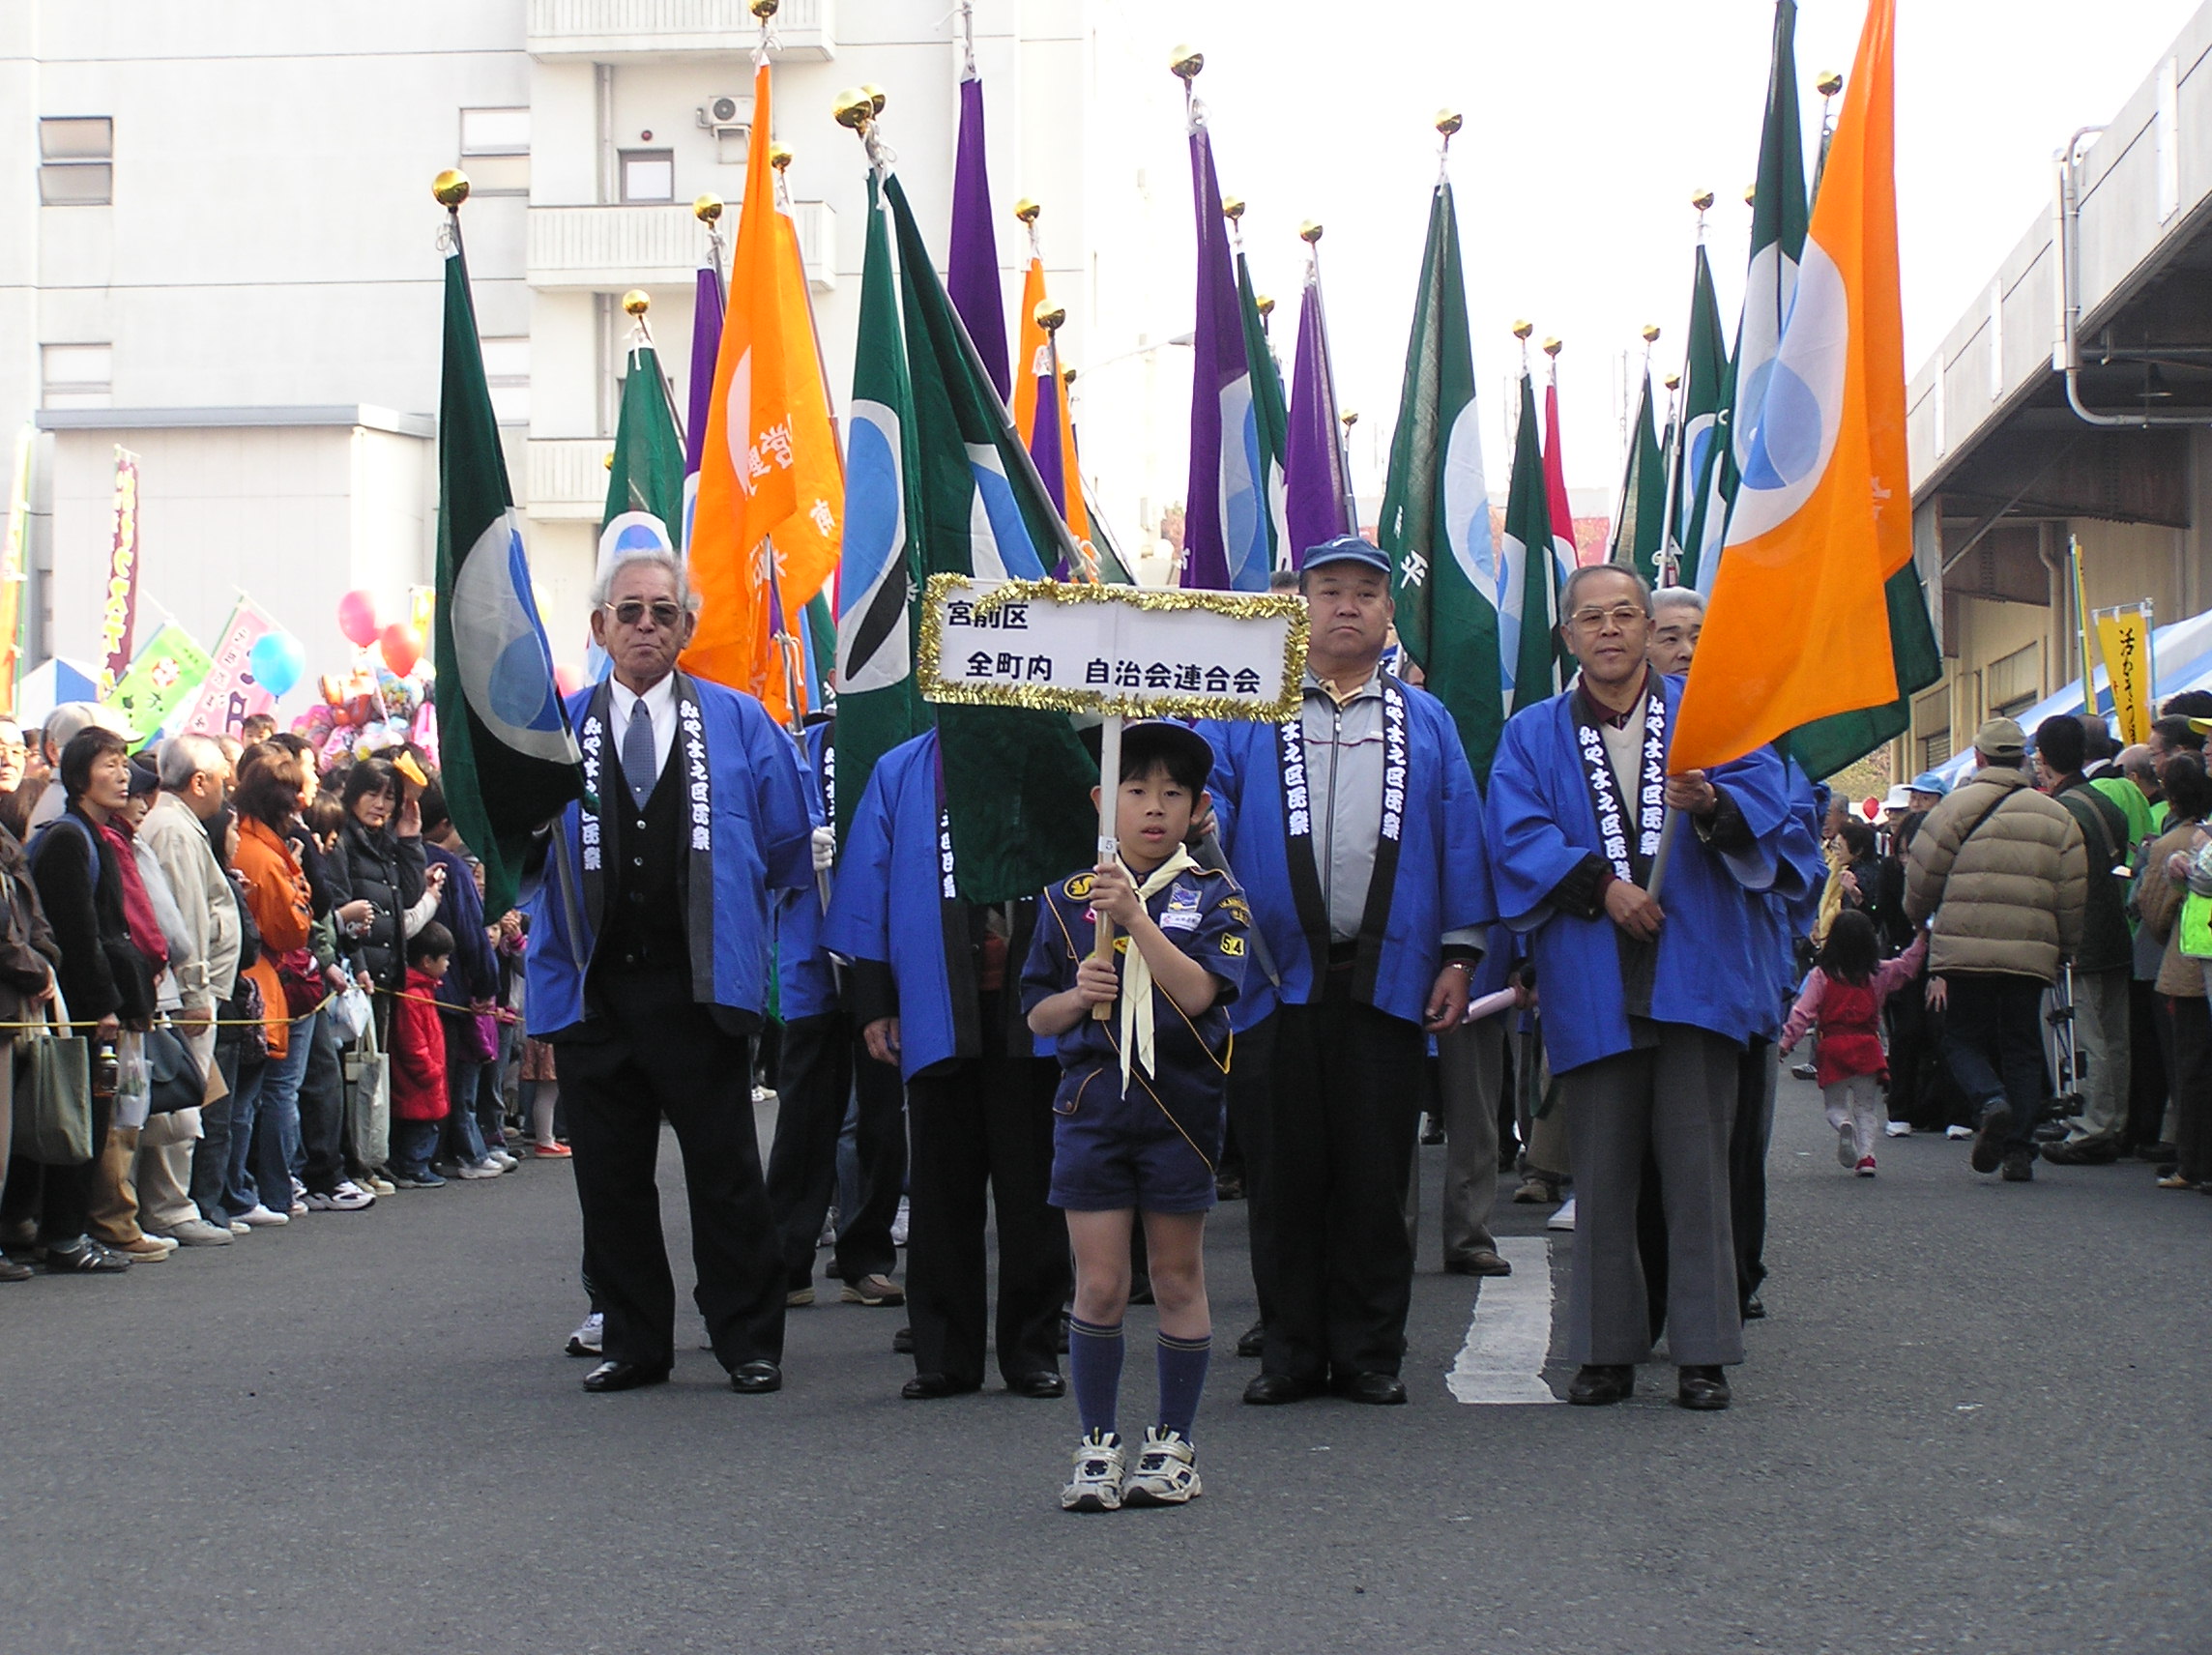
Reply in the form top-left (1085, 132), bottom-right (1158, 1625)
top-left (1817, 70), bottom-right (1844, 98)
top-left (749, 0), bottom-right (778, 15)
top-left (1298, 220), bottom-right (1324, 245)
top-left (1663, 371), bottom-right (1682, 391)
top-left (1641, 324), bottom-right (1662, 345)
top-left (1256, 293), bottom-right (1276, 318)
top-left (770, 142), bottom-right (794, 172)
top-left (1435, 108), bottom-right (1463, 139)
top-left (1169, 44), bottom-right (1204, 82)
top-left (1511, 319), bottom-right (1534, 341)
top-left (1691, 189), bottom-right (1715, 213)
top-left (1034, 301), bottom-right (1066, 332)
top-left (1542, 336), bottom-right (1562, 359)
top-left (833, 87), bottom-right (875, 130)
top-left (863, 83), bottom-right (887, 113)
top-left (1340, 409), bottom-right (1359, 429)
top-left (1013, 196), bottom-right (1041, 224)
top-left (432, 169), bottom-right (471, 208)
top-left (694, 192), bottom-right (724, 223)
top-left (621, 290), bottom-right (651, 317)
top-left (1222, 195), bottom-right (1245, 222)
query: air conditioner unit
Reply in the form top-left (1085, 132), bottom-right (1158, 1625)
top-left (699, 94), bottom-right (750, 132)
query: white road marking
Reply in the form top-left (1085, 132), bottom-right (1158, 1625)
top-left (1445, 1235), bottom-right (1559, 1405)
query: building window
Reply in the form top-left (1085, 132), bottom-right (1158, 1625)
top-left (620, 149), bottom-right (675, 204)
top-left (42, 343), bottom-right (112, 409)
top-left (39, 117), bottom-right (112, 206)
top-left (460, 106), bottom-right (530, 196)
top-left (1913, 686), bottom-right (1949, 773)
top-left (481, 336), bottom-right (530, 426)
top-left (1986, 641), bottom-right (2043, 717)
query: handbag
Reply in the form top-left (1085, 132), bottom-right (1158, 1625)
top-left (276, 947), bottom-right (325, 1020)
top-left (326, 982), bottom-right (372, 1045)
top-left (343, 1014), bottom-right (391, 1170)
top-left (142, 1024), bottom-right (207, 1115)
top-left (12, 985), bottom-right (93, 1167)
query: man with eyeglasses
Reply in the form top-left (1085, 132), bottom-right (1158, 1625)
top-left (1194, 535), bottom-right (1494, 1408)
top-left (1487, 565), bottom-right (1809, 1412)
top-left (137, 734), bottom-right (242, 1247)
top-left (525, 550), bottom-right (816, 1396)
top-left (0, 720), bottom-right (28, 800)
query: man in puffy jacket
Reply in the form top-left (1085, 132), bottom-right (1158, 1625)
top-left (1906, 717), bottom-right (2087, 1183)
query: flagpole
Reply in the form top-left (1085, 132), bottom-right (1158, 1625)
top-left (1090, 712), bottom-right (1121, 1022)
top-left (620, 291), bottom-right (689, 455)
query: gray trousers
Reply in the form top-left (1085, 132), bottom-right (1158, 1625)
top-left (1561, 1024), bottom-right (1744, 1368)
top-left (1437, 1018), bottom-right (1502, 1263)
top-left (2065, 967), bottom-right (2131, 1144)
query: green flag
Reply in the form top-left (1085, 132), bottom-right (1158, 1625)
top-left (1501, 370), bottom-right (1562, 718)
top-left (103, 621), bottom-right (210, 744)
top-left (832, 173), bottom-right (931, 843)
top-left (432, 229), bottom-right (583, 917)
top-left (1608, 366), bottom-right (1666, 590)
top-left (1380, 176), bottom-right (1504, 777)
top-left (1234, 247), bottom-right (1291, 573)
top-left (882, 173), bottom-right (1095, 904)
top-left (1673, 244), bottom-right (1730, 588)
top-left (600, 340), bottom-right (684, 562)
top-left (1696, 0), bottom-right (1810, 599)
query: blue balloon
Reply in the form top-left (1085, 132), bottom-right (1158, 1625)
top-left (248, 630), bottom-right (306, 699)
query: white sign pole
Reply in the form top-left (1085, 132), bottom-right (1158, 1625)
top-left (1090, 712), bottom-right (1122, 1021)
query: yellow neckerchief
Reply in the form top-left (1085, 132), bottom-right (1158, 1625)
top-left (1118, 844), bottom-right (1201, 1089)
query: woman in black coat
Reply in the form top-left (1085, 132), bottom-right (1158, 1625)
top-left (324, 759), bottom-right (436, 1019)
top-left (0, 727), bottom-right (156, 1271)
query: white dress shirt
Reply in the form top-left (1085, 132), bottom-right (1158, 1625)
top-left (607, 672), bottom-right (678, 788)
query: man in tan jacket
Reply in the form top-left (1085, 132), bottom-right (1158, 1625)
top-left (1906, 717), bottom-right (2087, 1182)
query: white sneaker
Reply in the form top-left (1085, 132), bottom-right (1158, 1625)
top-left (1838, 1120), bottom-right (1859, 1169)
top-left (156, 1218), bottom-right (234, 1247)
top-left (565, 1311), bottom-right (604, 1357)
top-left (1060, 1430), bottom-right (1125, 1513)
top-left (237, 1204), bottom-right (289, 1227)
top-left (891, 1196), bottom-right (911, 1247)
top-left (227, 1218), bottom-right (251, 1235)
top-left (1547, 1196), bottom-right (1577, 1233)
top-left (454, 1158), bottom-right (502, 1181)
top-left (290, 1176), bottom-right (306, 1203)
top-left (486, 1150), bottom-right (519, 1172)
top-left (1945, 1123), bottom-right (1973, 1141)
top-left (305, 1183), bottom-right (375, 1212)
top-left (1122, 1428), bottom-right (1203, 1506)
top-left (1884, 1120), bottom-right (1912, 1139)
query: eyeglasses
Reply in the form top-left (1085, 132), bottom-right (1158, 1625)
top-left (1567, 604), bottom-right (1645, 632)
top-left (603, 598), bottom-right (684, 628)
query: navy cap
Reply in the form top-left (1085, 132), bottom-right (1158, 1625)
top-left (1300, 534), bottom-right (1390, 576)
top-left (1082, 717), bottom-right (1216, 781)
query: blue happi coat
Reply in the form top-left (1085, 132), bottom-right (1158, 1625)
top-left (1485, 673), bottom-right (1805, 1075)
top-left (824, 729), bottom-right (1051, 1082)
top-left (525, 674), bottom-right (813, 1037)
top-left (1198, 675), bottom-right (1495, 1034)
top-left (1748, 753), bottom-right (1827, 1038)
top-left (773, 719), bottom-right (837, 1024)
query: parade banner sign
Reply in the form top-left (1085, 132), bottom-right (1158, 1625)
top-left (177, 598), bottom-right (277, 738)
top-left (917, 575), bottom-right (1306, 721)
top-left (0, 425), bottom-right (31, 716)
top-left (2096, 607), bottom-right (2154, 745)
top-left (104, 621), bottom-right (212, 743)
top-left (98, 446), bottom-right (143, 698)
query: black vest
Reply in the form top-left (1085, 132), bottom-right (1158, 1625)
top-left (595, 742), bottom-right (688, 973)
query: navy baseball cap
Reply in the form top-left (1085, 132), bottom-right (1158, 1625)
top-left (1300, 535), bottom-right (1390, 576)
top-left (1082, 717), bottom-right (1216, 782)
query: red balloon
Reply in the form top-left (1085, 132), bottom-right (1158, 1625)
top-left (553, 664), bottom-right (581, 698)
top-left (1862, 797), bottom-right (1880, 821)
top-left (380, 623), bottom-right (423, 678)
top-left (336, 589), bottom-right (382, 649)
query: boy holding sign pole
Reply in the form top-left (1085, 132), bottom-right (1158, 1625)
top-left (1021, 719), bottom-right (1249, 1511)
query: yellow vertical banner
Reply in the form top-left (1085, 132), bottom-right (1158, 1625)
top-left (0, 426), bottom-right (31, 716)
top-left (2095, 608), bottom-right (2154, 745)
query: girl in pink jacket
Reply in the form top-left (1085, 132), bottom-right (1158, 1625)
top-left (1779, 911), bottom-right (1929, 1176)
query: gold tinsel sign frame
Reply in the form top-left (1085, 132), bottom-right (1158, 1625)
top-left (916, 574), bottom-right (1310, 723)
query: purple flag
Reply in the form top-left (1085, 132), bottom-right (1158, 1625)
top-left (1284, 259), bottom-right (1354, 562)
top-left (682, 263), bottom-right (724, 561)
top-left (1182, 115), bottom-right (1268, 592)
top-left (948, 73), bottom-right (1010, 402)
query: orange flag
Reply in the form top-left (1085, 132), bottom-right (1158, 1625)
top-left (1672, 0), bottom-right (1908, 773)
top-left (1010, 254), bottom-right (1091, 550)
top-left (684, 59), bottom-right (831, 715)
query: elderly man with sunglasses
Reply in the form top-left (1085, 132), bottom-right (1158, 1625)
top-left (1486, 565), bottom-right (1809, 1412)
top-left (526, 551), bottom-right (817, 1396)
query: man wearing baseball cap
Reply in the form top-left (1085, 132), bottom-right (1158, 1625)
top-left (1195, 535), bottom-right (1493, 1408)
top-left (1905, 717), bottom-right (2086, 1182)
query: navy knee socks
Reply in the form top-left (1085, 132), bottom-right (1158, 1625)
top-left (1068, 1317), bottom-right (1124, 1437)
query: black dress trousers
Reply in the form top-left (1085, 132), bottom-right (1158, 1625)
top-left (765, 1008), bottom-right (906, 1290)
top-left (560, 968), bottom-right (785, 1372)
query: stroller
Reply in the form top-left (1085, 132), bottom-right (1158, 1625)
top-left (2037, 964), bottom-right (2088, 1140)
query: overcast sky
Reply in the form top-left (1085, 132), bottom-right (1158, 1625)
top-left (1107, 0), bottom-right (2203, 500)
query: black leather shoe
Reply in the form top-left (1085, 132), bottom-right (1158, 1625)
top-left (901, 1373), bottom-right (981, 1401)
top-left (1969, 1102), bottom-right (2012, 1175)
top-left (1443, 1249), bottom-right (1513, 1278)
top-left (1566, 1364), bottom-right (1635, 1406)
top-left (1241, 1373), bottom-right (1322, 1406)
top-left (892, 1324), bottom-right (915, 1355)
top-left (582, 1359), bottom-right (670, 1393)
top-left (1008, 1370), bottom-right (1065, 1399)
top-left (1742, 1293), bottom-right (1766, 1321)
top-left (1676, 1364), bottom-right (1732, 1410)
top-left (729, 1360), bottom-right (782, 1394)
top-left (1235, 1321), bottom-right (1265, 1358)
top-left (1334, 1371), bottom-right (1409, 1406)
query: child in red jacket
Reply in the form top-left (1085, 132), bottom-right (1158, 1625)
top-left (390, 922), bottom-right (455, 1189)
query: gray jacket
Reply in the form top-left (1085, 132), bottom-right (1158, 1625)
top-left (137, 791), bottom-right (241, 1015)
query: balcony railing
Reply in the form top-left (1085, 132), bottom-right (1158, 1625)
top-left (527, 0), bottom-right (834, 61)
top-left (527, 200), bottom-right (834, 292)
top-left (526, 437), bottom-right (614, 521)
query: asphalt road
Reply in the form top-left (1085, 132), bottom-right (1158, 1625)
top-left (6, 1073), bottom-right (2208, 1655)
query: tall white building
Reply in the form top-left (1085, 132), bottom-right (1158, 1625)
top-left (1, 0), bottom-right (1194, 695)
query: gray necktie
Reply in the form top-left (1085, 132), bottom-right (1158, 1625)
top-left (622, 700), bottom-right (656, 808)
